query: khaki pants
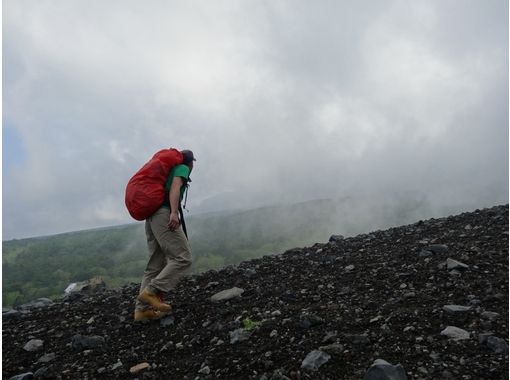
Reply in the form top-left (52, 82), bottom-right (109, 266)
top-left (135, 207), bottom-right (192, 311)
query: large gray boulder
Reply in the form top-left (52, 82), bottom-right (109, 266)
top-left (443, 305), bottom-right (471, 314)
top-left (210, 287), bottom-right (244, 302)
top-left (23, 339), bottom-right (44, 352)
top-left (64, 276), bottom-right (106, 295)
top-left (301, 350), bottom-right (331, 371)
top-left (8, 373), bottom-right (34, 380)
top-left (364, 359), bottom-right (407, 380)
top-left (229, 328), bottom-right (252, 344)
top-left (441, 326), bottom-right (470, 341)
top-left (446, 258), bottom-right (469, 270)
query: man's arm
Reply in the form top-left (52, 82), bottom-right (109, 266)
top-left (168, 176), bottom-right (184, 230)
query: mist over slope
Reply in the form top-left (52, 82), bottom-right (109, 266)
top-left (2, 197), bottom-right (502, 307)
top-left (3, 204), bottom-right (508, 379)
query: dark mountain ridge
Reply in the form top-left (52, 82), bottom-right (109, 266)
top-left (3, 204), bottom-right (508, 379)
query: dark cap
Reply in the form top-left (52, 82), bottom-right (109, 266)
top-left (181, 150), bottom-right (196, 164)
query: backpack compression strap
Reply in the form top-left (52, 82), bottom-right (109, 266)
top-left (179, 204), bottom-right (188, 240)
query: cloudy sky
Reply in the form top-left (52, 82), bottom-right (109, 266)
top-left (3, 0), bottom-right (508, 239)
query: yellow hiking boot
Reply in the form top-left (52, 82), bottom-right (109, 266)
top-left (137, 288), bottom-right (172, 312)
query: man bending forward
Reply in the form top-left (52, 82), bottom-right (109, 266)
top-left (134, 150), bottom-right (196, 321)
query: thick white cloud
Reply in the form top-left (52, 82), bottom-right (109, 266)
top-left (3, 0), bottom-right (508, 239)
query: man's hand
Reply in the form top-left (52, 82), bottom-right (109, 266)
top-left (168, 212), bottom-right (180, 231)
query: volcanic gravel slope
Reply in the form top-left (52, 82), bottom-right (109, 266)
top-left (3, 205), bottom-right (509, 380)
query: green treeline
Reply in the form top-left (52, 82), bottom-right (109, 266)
top-left (3, 225), bottom-right (148, 307)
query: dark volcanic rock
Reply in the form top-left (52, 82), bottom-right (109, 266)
top-left (486, 336), bottom-right (509, 354)
top-left (160, 315), bottom-right (175, 327)
top-left (299, 313), bottom-right (324, 329)
top-left (329, 234), bottom-right (345, 243)
top-left (71, 334), bottom-right (106, 351)
top-left (18, 298), bottom-right (54, 311)
top-left (2, 204), bottom-right (508, 379)
top-left (3, 309), bottom-right (21, 320)
top-left (426, 244), bottom-right (449, 254)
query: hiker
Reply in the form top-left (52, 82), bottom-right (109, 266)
top-left (134, 150), bottom-right (196, 321)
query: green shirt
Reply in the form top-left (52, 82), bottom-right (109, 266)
top-left (162, 164), bottom-right (190, 208)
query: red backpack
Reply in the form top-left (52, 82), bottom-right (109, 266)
top-left (125, 148), bottom-right (183, 220)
